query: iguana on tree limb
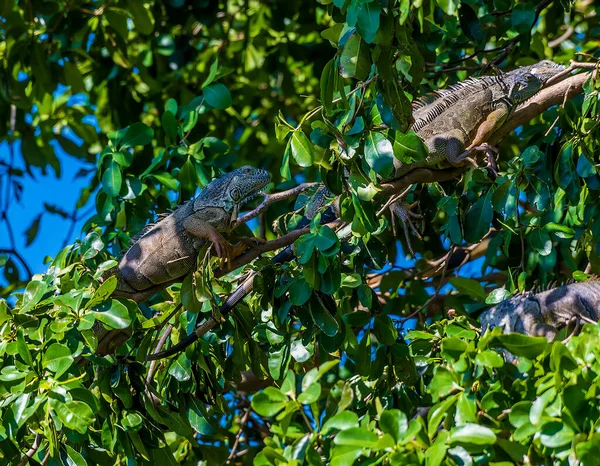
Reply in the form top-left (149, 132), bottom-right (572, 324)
top-left (480, 280), bottom-right (600, 340)
top-left (394, 60), bottom-right (566, 179)
top-left (145, 61), bottom-right (573, 360)
top-left (103, 166), bottom-right (271, 303)
top-left (390, 60), bottom-right (566, 251)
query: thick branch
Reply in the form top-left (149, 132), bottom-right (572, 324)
top-left (491, 70), bottom-right (595, 144)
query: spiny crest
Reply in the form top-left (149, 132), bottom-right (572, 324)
top-left (411, 75), bottom-right (505, 133)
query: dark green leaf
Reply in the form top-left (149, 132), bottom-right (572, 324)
top-left (203, 83), bottom-right (232, 109)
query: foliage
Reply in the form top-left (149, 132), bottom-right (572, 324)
top-left (1, 0), bottom-right (600, 465)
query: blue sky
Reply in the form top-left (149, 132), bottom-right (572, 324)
top-left (0, 140), bottom-right (95, 276)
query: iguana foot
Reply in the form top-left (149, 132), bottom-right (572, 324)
top-left (205, 230), bottom-right (234, 269)
top-left (471, 143), bottom-right (499, 178)
top-left (448, 150), bottom-right (478, 169)
top-left (226, 236), bottom-right (266, 263)
top-left (390, 201), bottom-right (423, 256)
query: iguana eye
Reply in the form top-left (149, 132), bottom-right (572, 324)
top-left (230, 187), bottom-right (241, 201)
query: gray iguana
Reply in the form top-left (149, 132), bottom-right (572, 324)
top-left (104, 166), bottom-right (271, 303)
top-left (480, 280), bottom-right (600, 340)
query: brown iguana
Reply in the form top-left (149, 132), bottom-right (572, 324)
top-left (104, 166), bottom-right (271, 303)
top-left (480, 280), bottom-right (600, 339)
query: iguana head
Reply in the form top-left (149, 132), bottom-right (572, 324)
top-left (198, 165), bottom-right (271, 212)
top-left (508, 60), bottom-right (565, 83)
top-left (509, 72), bottom-right (543, 104)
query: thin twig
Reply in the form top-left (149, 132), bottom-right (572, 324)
top-left (17, 432), bottom-right (41, 466)
top-left (224, 408), bottom-right (251, 465)
top-left (234, 182), bottom-right (320, 228)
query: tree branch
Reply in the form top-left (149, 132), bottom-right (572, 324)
top-left (491, 69), bottom-right (596, 144)
top-left (234, 182), bottom-right (320, 229)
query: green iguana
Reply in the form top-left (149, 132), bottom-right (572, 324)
top-left (104, 166), bottom-right (271, 303)
top-left (480, 280), bottom-right (600, 339)
top-left (393, 60), bottom-right (566, 178)
top-left (390, 60), bottom-right (566, 251)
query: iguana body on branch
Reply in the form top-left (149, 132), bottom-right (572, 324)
top-left (389, 60), bottom-right (566, 251)
top-left (105, 166), bottom-right (271, 303)
top-left (144, 61), bottom-right (575, 360)
top-left (391, 60), bottom-right (566, 178)
top-left (480, 280), bottom-right (600, 339)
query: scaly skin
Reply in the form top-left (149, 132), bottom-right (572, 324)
top-left (480, 280), bottom-right (600, 339)
top-left (105, 166), bottom-right (270, 302)
top-left (391, 60), bottom-right (566, 178)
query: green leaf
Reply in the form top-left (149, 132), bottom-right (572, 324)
top-left (86, 276), bottom-right (118, 310)
top-left (334, 426), bottom-right (379, 447)
top-left (529, 229), bottom-right (552, 256)
top-left (102, 160), bottom-right (122, 197)
top-left (464, 189), bottom-right (494, 243)
top-left (64, 444), bottom-right (88, 466)
top-left (364, 131), bottom-right (394, 178)
top-left (19, 279), bottom-right (48, 313)
top-left (374, 315), bottom-right (398, 346)
top-left (298, 383), bottom-right (321, 404)
top-left (120, 122), bottom-right (154, 149)
top-left (289, 278), bottom-right (312, 306)
top-left (449, 423), bottom-right (496, 445)
top-left (289, 130), bottom-right (315, 167)
top-left (112, 150), bottom-right (133, 168)
top-left (252, 387), bottom-right (289, 417)
top-left (92, 299), bottom-right (132, 329)
top-left (356, 1), bottom-right (381, 44)
top-left (428, 367), bottom-right (460, 402)
top-left (341, 273), bottom-right (361, 288)
top-left (475, 350), bottom-right (504, 368)
top-left (308, 294), bottom-right (339, 337)
top-left (50, 399), bottom-right (95, 434)
top-left (436, 0), bottom-right (458, 15)
top-left (449, 277), bottom-right (486, 301)
top-left (392, 130), bottom-right (428, 163)
top-left (379, 410), bottom-right (408, 444)
top-left (162, 110), bottom-right (178, 142)
top-left (491, 334), bottom-right (548, 359)
top-left (511, 3), bottom-right (535, 33)
top-left (42, 343), bottom-right (74, 378)
top-left (339, 33), bottom-right (370, 81)
top-left (322, 411), bottom-right (359, 434)
top-left (203, 83), bottom-right (232, 109)
top-left (168, 353), bottom-right (191, 382)
top-left (485, 287), bottom-right (511, 305)
top-left (24, 214), bottom-right (41, 247)
top-left (126, 0), bottom-right (154, 35)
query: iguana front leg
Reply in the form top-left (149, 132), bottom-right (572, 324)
top-left (183, 216), bottom-right (233, 265)
top-left (467, 106), bottom-right (510, 149)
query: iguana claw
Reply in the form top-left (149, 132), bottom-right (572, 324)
top-left (390, 201), bottom-right (423, 257)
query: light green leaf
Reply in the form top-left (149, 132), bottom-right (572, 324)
top-left (42, 343), bottom-right (74, 379)
top-left (364, 131), bottom-right (394, 178)
top-left (290, 130), bottom-right (315, 167)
